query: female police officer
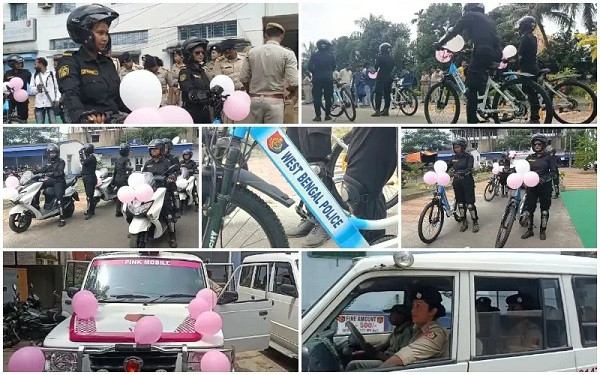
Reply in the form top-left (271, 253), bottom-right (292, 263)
top-left (179, 37), bottom-right (212, 124)
top-left (57, 4), bottom-right (128, 123)
top-left (448, 137), bottom-right (479, 233)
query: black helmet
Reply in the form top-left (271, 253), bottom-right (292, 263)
top-left (7, 55), bottom-right (24, 69)
top-left (379, 43), bottom-right (392, 54)
top-left (463, 3), bottom-right (485, 14)
top-left (531, 133), bottom-right (548, 149)
top-left (67, 4), bottom-right (119, 50)
top-left (182, 37), bottom-right (209, 61)
top-left (517, 16), bottom-right (537, 33)
top-left (148, 139), bottom-right (165, 157)
top-left (316, 39), bottom-right (332, 51)
top-left (452, 137), bottom-right (468, 151)
top-left (47, 143), bottom-right (60, 160)
top-left (119, 143), bottom-right (130, 157)
top-left (162, 138), bottom-right (174, 152)
top-left (82, 143), bottom-right (94, 155)
top-left (182, 149), bottom-right (193, 159)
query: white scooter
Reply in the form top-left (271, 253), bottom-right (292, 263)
top-left (7, 171), bottom-right (80, 233)
top-left (93, 168), bottom-right (117, 204)
top-left (176, 167), bottom-right (199, 213)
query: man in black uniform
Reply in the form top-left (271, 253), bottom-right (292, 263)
top-left (163, 138), bottom-right (181, 216)
top-left (449, 137), bottom-right (479, 233)
top-left (33, 144), bottom-right (68, 227)
top-left (308, 39), bottom-right (336, 122)
top-left (517, 16), bottom-right (541, 123)
top-left (522, 134), bottom-right (557, 241)
top-left (79, 143), bottom-right (97, 220)
top-left (3, 55), bottom-right (32, 121)
top-left (112, 143), bottom-right (132, 217)
top-left (180, 149), bottom-right (199, 211)
top-left (57, 4), bottom-right (128, 123)
top-left (372, 43), bottom-right (395, 117)
top-left (142, 139), bottom-right (178, 247)
top-left (343, 128), bottom-right (397, 243)
top-left (499, 152), bottom-right (511, 197)
top-left (436, 3), bottom-right (502, 124)
top-left (179, 37), bottom-right (212, 124)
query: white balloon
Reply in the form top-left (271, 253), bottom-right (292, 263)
top-left (502, 45), bottom-right (517, 60)
top-left (433, 160), bottom-right (448, 174)
top-left (176, 178), bottom-right (188, 189)
top-left (210, 75), bottom-right (235, 96)
top-left (120, 70), bottom-right (162, 111)
top-left (492, 162), bottom-right (499, 169)
top-left (3, 188), bottom-right (19, 201)
top-left (444, 35), bottom-right (465, 52)
top-left (514, 159), bottom-right (530, 175)
top-left (128, 172), bottom-right (146, 187)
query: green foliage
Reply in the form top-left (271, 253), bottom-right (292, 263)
top-left (118, 127), bottom-right (187, 145)
top-left (573, 130), bottom-right (597, 168)
top-left (3, 127), bottom-right (58, 145)
top-left (401, 129), bottom-right (452, 153)
top-left (538, 31), bottom-right (597, 80)
top-left (497, 129), bottom-right (535, 151)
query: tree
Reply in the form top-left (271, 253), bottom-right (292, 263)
top-left (118, 127), bottom-right (188, 145)
top-left (401, 129), bottom-right (452, 153)
top-left (537, 30), bottom-right (597, 79)
top-left (3, 127), bottom-right (58, 145)
top-left (577, 32), bottom-right (597, 61)
top-left (301, 41), bottom-right (317, 75)
top-left (497, 129), bottom-right (535, 151)
top-left (573, 129), bottom-right (597, 168)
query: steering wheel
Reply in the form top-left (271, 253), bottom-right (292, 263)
top-left (345, 321), bottom-right (367, 349)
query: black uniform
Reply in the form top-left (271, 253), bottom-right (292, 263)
top-left (81, 153), bottom-right (98, 215)
top-left (142, 158), bottom-right (175, 218)
top-left (518, 32), bottom-right (541, 122)
top-left (35, 159), bottom-right (67, 212)
top-left (343, 128), bottom-right (397, 242)
top-left (524, 152), bottom-right (557, 214)
top-left (3, 68), bottom-right (32, 120)
top-left (113, 156), bottom-right (132, 214)
top-left (449, 152), bottom-right (476, 204)
top-left (180, 159), bottom-right (198, 171)
top-left (374, 54), bottom-right (395, 113)
top-left (179, 64), bottom-right (212, 123)
top-left (308, 50), bottom-right (336, 118)
top-left (57, 46), bottom-right (127, 123)
top-left (499, 156), bottom-right (511, 189)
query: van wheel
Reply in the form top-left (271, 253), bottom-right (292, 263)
top-left (129, 234), bottom-right (146, 248)
top-left (9, 212), bottom-right (32, 233)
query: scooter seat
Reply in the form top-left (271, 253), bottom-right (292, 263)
top-left (65, 178), bottom-right (76, 187)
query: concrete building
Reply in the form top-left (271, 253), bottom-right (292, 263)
top-left (66, 127), bottom-right (199, 147)
top-left (449, 128), bottom-right (574, 153)
top-left (3, 3), bottom-right (299, 73)
top-left (3, 140), bottom-right (84, 175)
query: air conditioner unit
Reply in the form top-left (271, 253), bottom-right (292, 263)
top-left (38, 3), bottom-right (53, 9)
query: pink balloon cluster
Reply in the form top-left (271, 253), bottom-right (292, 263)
top-left (188, 288), bottom-right (222, 337)
top-left (8, 77), bottom-right (29, 103)
top-left (124, 106), bottom-right (194, 125)
top-left (200, 350), bottom-right (231, 372)
top-left (118, 184), bottom-right (153, 204)
top-left (8, 346), bottom-right (45, 372)
top-left (423, 171), bottom-right (451, 186)
top-left (223, 91), bottom-right (251, 121)
top-left (492, 166), bottom-right (504, 175)
top-left (435, 50), bottom-right (453, 63)
top-left (134, 316), bottom-right (163, 345)
top-left (5, 176), bottom-right (19, 189)
top-left (506, 173), bottom-right (523, 189)
top-left (72, 290), bottom-right (99, 319)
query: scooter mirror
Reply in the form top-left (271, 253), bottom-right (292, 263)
top-left (172, 136), bottom-right (180, 145)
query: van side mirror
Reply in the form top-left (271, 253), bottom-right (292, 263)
top-left (217, 291), bottom-right (238, 305)
top-left (279, 284), bottom-right (298, 298)
top-left (66, 287), bottom-right (80, 299)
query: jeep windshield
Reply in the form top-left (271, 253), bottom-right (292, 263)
top-left (84, 258), bottom-right (206, 303)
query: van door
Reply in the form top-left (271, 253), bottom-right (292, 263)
top-left (62, 260), bottom-right (90, 314)
top-left (269, 261), bottom-right (299, 357)
top-left (205, 263), bottom-right (234, 291)
top-left (569, 276), bottom-right (597, 372)
top-left (213, 263), bottom-right (273, 352)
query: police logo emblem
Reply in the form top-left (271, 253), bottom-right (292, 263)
top-left (426, 331), bottom-right (436, 339)
top-left (179, 73), bottom-right (187, 82)
top-left (416, 292), bottom-right (422, 299)
top-left (267, 131), bottom-right (288, 154)
top-left (58, 65), bottom-right (69, 79)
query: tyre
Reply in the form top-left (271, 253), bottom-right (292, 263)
top-left (340, 87), bottom-right (356, 121)
top-left (492, 78), bottom-right (553, 124)
top-left (495, 201), bottom-right (517, 248)
top-left (483, 181), bottom-right (496, 202)
top-left (322, 91), bottom-right (344, 117)
top-left (64, 200), bottom-right (75, 218)
top-left (370, 90), bottom-right (377, 111)
top-left (9, 212), bottom-right (32, 233)
top-left (203, 185), bottom-right (289, 248)
top-left (418, 201), bottom-right (445, 244)
top-left (398, 88), bottom-right (418, 116)
top-left (551, 80), bottom-right (597, 124)
top-left (424, 82), bottom-right (461, 124)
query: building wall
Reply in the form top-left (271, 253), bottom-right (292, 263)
top-left (67, 129), bottom-right (126, 147)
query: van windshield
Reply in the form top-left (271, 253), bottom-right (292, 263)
top-left (302, 263), bottom-right (355, 317)
top-left (84, 258), bottom-right (206, 303)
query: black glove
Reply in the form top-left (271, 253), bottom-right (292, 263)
top-left (434, 41), bottom-right (444, 51)
top-left (188, 89), bottom-right (210, 104)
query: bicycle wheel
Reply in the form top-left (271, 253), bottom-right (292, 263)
top-left (321, 94), bottom-right (344, 117)
top-left (495, 200), bottom-right (517, 248)
top-left (398, 88), bottom-right (418, 116)
top-left (418, 201), bottom-right (445, 244)
top-left (483, 181), bottom-right (496, 202)
top-left (424, 82), bottom-right (461, 124)
top-left (491, 78), bottom-right (553, 124)
top-left (370, 90), bottom-right (377, 111)
top-left (202, 185), bottom-right (289, 248)
top-left (340, 87), bottom-right (357, 121)
top-left (551, 80), bottom-right (597, 124)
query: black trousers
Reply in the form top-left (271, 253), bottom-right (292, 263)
top-left (286, 127), bottom-right (331, 163)
top-left (525, 181), bottom-right (552, 213)
top-left (465, 45), bottom-right (502, 124)
top-left (452, 175), bottom-right (476, 204)
top-left (374, 79), bottom-right (392, 112)
top-left (9, 98), bottom-right (29, 120)
top-left (82, 175), bottom-right (97, 213)
top-left (312, 78), bottom-right (333, 117)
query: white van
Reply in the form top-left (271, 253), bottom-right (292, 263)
top-left (237, 253), bottom-right (299, 358)
top-left (302, 252), bottom-right (597, 372)
top-left (44, 251), bottom-right (273, 372)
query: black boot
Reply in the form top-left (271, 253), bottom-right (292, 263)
top-left (540, 210), bottom-right (549, 240)
top-left (58, 206), bottom-right (66, 227)
top-left (381, 108), bottom-right (389, 116)
top-left (457, 204), bottom-right (468, 231)
top-left (115, 200), bottom-right (123, 217)
top-left (168, 222), bottom-right (178, 248)
top-left (287, 218), bottom-right (315, 238)
top-left (521, 213), bottom-right (534, 239)
top-left (371, 111), bottom-right (381, 117)
top-left (84, 200), bottom-right (93, 220)
top-left (468, 204), bottom-right (479, 233)
top-left (460, 218), bottom-right (469, 232)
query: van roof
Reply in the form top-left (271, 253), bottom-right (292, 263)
top-left (92, 252), bottom-right (203, 263)
top-left (243, 252), bottom-right (299, 263)
top-left (354, 252), bottom-right (596, 276)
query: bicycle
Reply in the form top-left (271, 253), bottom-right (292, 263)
top-left (417, 183), bottom-right (461, 244)
top-left (201, 127), bottom-right (398, 248)
top-left (495, 183), bottom-right (529, 248)
top-left (321, 81), bottom-right (356, 121)
top-left (369, 78), bottom-right (419, 116)
top-left (483, 173), bottom-right (508, 201)
top-left (3, 95), bottom-right (27, 124)
top-left (537, 68), bottom-right (597, 124)
top-left (425, 39), bottom-right (554, 124)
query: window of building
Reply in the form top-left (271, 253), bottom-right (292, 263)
top-left (179, 20), bottom-right (237, 40)
top-left (50, 38), bottom-right (79, 51)
top-left (91, 135), bottom-right (100, 143)
top-left (55, 3), bottom-right (76, 14)
top-left (10, 3), bottom-right (27, 21)
top-left (111, 30), bottom-right (148, 46)
top-left (572, 276), bottom-right (597, 347)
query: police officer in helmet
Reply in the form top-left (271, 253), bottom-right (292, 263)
top-left (79, 143), bottom-right (97, 220)
top-left (33, 144), bottom-right (68, 227)
top-left (372, 43), bottom-right (394, 117)
top-left (112, 143), bottom-right (133, 217)
top-left (162, 138), bottom-right (181, 216)
top-left (516, 16), bottom-right (541, 123)
top-left (4, 54), bottom-right (32, 121)
top-left (179, 37), bottom-right (212, 124)
top-left (58, 4), bottom-right (128, 124)
top-left (308, 39), bottom-right (336, 122)
top-left (449, 137), bottom-right (479, 232)
top-left (180, 149), bottom-right (199, 211)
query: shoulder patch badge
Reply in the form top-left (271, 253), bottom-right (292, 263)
top-left (426, 331), bottom-right (436, 340)
top-left (179, 73), bottom-right (187, 82)
top-left (81, 69), bottom-right (99, 76)
top-left (58, 65), bottom-right (69, 79)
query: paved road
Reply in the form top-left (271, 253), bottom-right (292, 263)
top-left (3, 198), bottom-right (199, 248)
top-left (401, 168), bottom-right (595, 248)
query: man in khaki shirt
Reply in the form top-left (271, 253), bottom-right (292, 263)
top-left (212, 39), bottom-right (245, 89)
top-left (204, 45), bottom-right (221, 79)
top-left (240, 22), bottom-right (298, 124)
top-left (168, 50), bottom-right (185, 106)
top-left (118, 52), bottom-right (142, 80)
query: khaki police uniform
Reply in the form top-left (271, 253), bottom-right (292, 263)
top-left (505, 318), bottom-right (543, 353)
top-left (168, 62), bottom-right (186, 106)
top-left (154, 66), bottom-right (173, 107)
top-left (118, 64), bottom-right (142, 80)
top-left (212, 53), bottom-right (245, 90)
top-left (204, 60), bottom-right (218, 78)
top-left (240, 23), bottom-right (298, 124)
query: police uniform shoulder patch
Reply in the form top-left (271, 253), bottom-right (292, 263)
top-left (81, 68), bottom-right (99, 76)
top-left (58, 65), bottom-right (70, 79)
top-left (179, 73), bottom-right (187, 82)
top-left (426, 331), bottom-right (436, 340)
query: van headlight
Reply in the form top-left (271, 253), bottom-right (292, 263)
top-left (45, 351), bottom-right (78, 372)
top-left (393, 251), bottom-right (414, 268)
top-left (130, 201), bottom-right (153, 216)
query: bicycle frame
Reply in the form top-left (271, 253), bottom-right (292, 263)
top-left (203, 127), bottom-right (398, 248)
top-left (437, 185), bottom-right (454, 216)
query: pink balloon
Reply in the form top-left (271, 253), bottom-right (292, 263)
top-left (8, 346), bottom-right (45, 372)
top-left (189, 297), bottom-right (211, 319)
top-left (124, 108), bottom-right (165, 125)
top-left (200, 350), bottom-right (231, 372)
top-left (9, 77), bottom-right (23, 90)
top-left (134, 316), bottom-right (163, 345)
top-left (157, 105), bottom-right (194, 124)
top-left (523, 171), bottom-right (540, 187)
top-left (96, 178), bottom-right (102, 187)
top-left (436, 172), bottom-right (451, 186)
top-left (509, 151), bottom-right (517, 158)
top-left (223, 91), bottom-right (251, 121)
top-left (5, 176), bottom-right (19, 189)
top-left (368, 72), bottom-right (378, 79)
top-left (117, 186), bottom-right (136, 203)
top-left (435, 50), bottom-right (453, 63)
top-left (197, 288), bottom-right (218, 308)
top-left (13, 89), bottom-right (29, 103)
top-left (134, 183), bottom-right (154, 202)
top-left (195, 311), bottom-right (223, 337)
top-left (498, 61), bottom-right (508, 69)
top-left (423, 171), bottom-right (437, 185)
top-left (492, 167), bottom-right (499, 175)
top-left (72, 290), bottom-right (98, 319)
top-left (507, 173), bottom-right (524, 190)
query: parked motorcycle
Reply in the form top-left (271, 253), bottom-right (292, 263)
top-left (94, 167), bottom-right (117, 204)
top-left (176, 167), bottom-right (199, 213)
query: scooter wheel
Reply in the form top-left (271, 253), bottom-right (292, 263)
top-left (9, 212), bottom-right (32, 233)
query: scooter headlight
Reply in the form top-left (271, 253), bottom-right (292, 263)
top-left (130, 201), bottom-right (154, 216)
